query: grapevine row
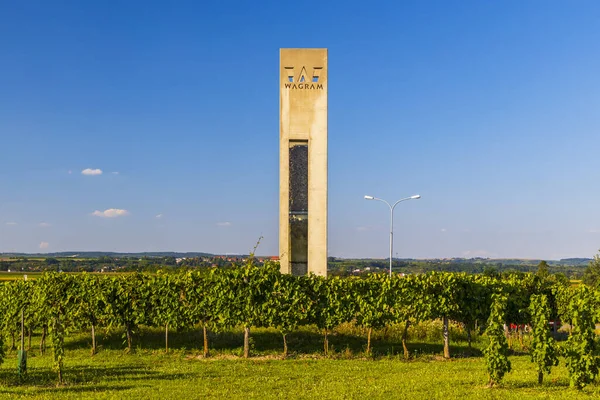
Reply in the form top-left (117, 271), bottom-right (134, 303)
top-left (0, 265), bottom-right (598, 387)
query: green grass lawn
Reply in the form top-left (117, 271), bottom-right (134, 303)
top-left (0, 326), bottom-right (598, 399)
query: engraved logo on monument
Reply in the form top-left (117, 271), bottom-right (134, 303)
top-left (283, 66), bottom-right (324, 90)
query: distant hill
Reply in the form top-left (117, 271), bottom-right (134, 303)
top-left (472, 258), bottom-right (592, 267)
top-left (0, 253), bottom-right (593, 266)
top-left (359, 257), bottom-right (593, 267)
top-left (555, 258), bottom-right (593, 266)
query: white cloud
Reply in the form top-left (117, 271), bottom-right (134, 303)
top-left (112, 172), bottom-right (119, 175)
top-left (155, 214), bottom-right (163, 219)
top-left (216, 222), bottom-right (232, 227)
top-left (82, 168), bottom-right (103, 176)
top-left (588, 229), bottom-right (600, 234)
top-left (91, 208), bottom-right (130, 218)
top-left (5, 222), bottom-right (17, 226)
top-left (39, 241), bottom-right (49, 249)
top-left (39, 222), bottom-right (51, 227)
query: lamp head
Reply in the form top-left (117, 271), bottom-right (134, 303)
top-left (364, 195), bottom-right (374, 200)
top-left (411, 195), bottom-right (421, 199)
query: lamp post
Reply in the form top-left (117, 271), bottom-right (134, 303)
top-left (364, 194), bottom-right (420, 277)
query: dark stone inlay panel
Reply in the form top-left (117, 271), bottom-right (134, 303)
top-left (291, 262), bottom-right (308, 276)
top-left (289, 144), bottom-right (308, 212)
top-left (289, 214), bottom-right (308, 276)
top-left (289, 143), bottom-right (308, 275)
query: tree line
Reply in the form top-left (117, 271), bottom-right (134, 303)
top-left (3, 255), bottom-right (596, 279)
top-left (328, 258), bottom-right (589, 279)
top-left (0, 255), bottom-right (264, 273)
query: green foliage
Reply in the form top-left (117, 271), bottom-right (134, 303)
top-left (0, 280), bottom-right (29, 349)
top-left (529, 294), bottom-right (558, 384)
top-left (221, 264), bottom-right (276, 330)
top-left (71, 273), bottom-right (106, 355)
top-left (36, 273), bottom-right (79, 384)
top-left (148, 272), bottom-right (186, 352)
top-left (500, 273), bottom-right (535, 326)
top-left (424, 272), bottom-right (461, 320)
top-left (422, 272), bottom-right (465, 359)
top-left (563, 286), bottom-right (600, 389)
top-left (264, 273), bottom-right (312, 356)
top-left (217, 262), bottom-right (280, 357)
top-left (309, 275), bottom-right (354, 331)
top-left (49, 315), bottom-right (65, 383)
top-left (308, 275), bottom-right (355, 355)
top-left (536, 261), bottom-right (550, 279)
top-left (484, 293), bottom-right (511, 386)
top-left (354, 274), bottom-right (394, 354)
top-left (354, 274), bottom-right (392, 330)
top-left (103, 273), bottom-right (151, 351)
top-left (0, 335), bottom-right (4, 366)
top-left (583, 251), bottom-right (600, 287)
top-left (181, 270), bottom-right (222, 356)
top-left (390, 274), bottom-right (432, 326)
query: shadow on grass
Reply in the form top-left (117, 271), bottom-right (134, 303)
top-left (210, 330), bottom-right (483, 359)
top-left (381, 342), bottom-right (483, 359)
top-left (64, 326), bottom-right (204, 352)
top-left (506, 376), bottom-right (570, 389)
top-left (0, 385), bottom-right (134, 397)
top-left (0, 364), bottom-right (188, 392)
top-left (62, 326), bottom-right (485, 359)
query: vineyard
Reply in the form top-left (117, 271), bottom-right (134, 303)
top-left (1, 264), bottom-right (600, 397)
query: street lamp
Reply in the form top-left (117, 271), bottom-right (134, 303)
top-left (364, 194), bottom-right (421, 277)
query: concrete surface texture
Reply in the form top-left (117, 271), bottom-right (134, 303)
top-left (279, 48), bottom-right (328, 276)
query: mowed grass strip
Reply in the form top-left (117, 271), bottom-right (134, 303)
top-left (1, 353), bottom-right (599, 399)
top-left (1, 327), bottom-right (600, 399)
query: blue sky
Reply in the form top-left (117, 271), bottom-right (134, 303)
top-left (1, 1), bottom-right (600, 259)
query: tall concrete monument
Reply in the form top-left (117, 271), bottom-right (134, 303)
top-left (279, 48), bottom-right (328, 276)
